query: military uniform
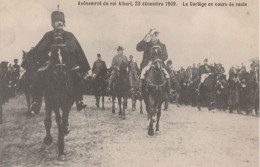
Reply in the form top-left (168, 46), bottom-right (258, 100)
top-left (109, 53), bottom-right (128, 87)
top-left (31, 11), bottom-right (90, 111)
top-left (198, 64), bottom-right (213, 83)
top-left (128, 60), bottom-right (139, 89)
top-left (92, 59), bottom-right (107, 78)
top-left (136, 40), bottom-right (169, 79)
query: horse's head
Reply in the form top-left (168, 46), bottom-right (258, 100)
top-left (152, 59), bottom-right (163, 70)
top-left (21, 48), bottom-right (36, 71)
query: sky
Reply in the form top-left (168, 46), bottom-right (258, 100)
top-left (0, 0), bottom-right (258, 72)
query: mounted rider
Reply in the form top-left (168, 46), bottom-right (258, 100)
top-left (136, 28), bottom-right (173, 93)
top-left (128, 55), bottom-right (139, 90)
top-left (197, 58), bottom-right (213, 92)
top-left (92, 53), bottom-right (107, 79)
top-left (12, 59), bottom-right (20, 79)
top-left (30, 9), bottom-right (90, 112)
top-left (108, 46), bottom-right (128, 90)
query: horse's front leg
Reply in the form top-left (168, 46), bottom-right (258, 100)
top-left (148, 96), bottom-right (155, 136)
top-left (156, 101), bottom-right (163, 131)
top-left (118, 95), bottom-right (122, 115)
top-left (140, 98), bottom-right (143, 114)
top-left (95, 94), bottom-right (100, 108)
top-left (43, 108), bottom-right (53, 145)
top-left (112, 96), bottom-right (115, 114)
top-left (25, 91), bottom-right (31, 114)
top-left (54, 108), bottom-right (65, 161)
top-left (123, 94), bottom-right (127, 116)
top-left (102, 95), bottom-right (105, 110)
top-left (62, 107), bottom-right (70, 135)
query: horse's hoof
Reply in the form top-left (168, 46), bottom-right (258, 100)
top-left (156, 127), bottom-right (159, 131)
top-left (148, 128), bottom-right (154, 136)
top-left (63, 126), bottom-right (70, 135)
top-left (112, 110), bottom-right (115, 114)
top-left (43, 136), bottom-right (53, 145)
top-left (58, 154), bottom-right (66, 161)
top-left (119, 112), bottom-right (122, 115)
top-left (140, 111), bottom-right (143, 114)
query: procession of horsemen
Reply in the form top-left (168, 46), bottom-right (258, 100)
top-left (0, 9), bottom-right (259, 160)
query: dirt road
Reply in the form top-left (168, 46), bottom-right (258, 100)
top-left (0, 95), bottom-right (259, 167)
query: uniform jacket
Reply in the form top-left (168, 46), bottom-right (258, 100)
top-left (92, 60), bottom-right (107, 77)
top-left (198, 64), bottom-right (213, 76)
top-left (111, 54), bottom-right (128, 70)
top-left (34, 30), bottom-right (90, 73)
top-left (128, 60), bottom-right (139, 75)
top-left (136, 40), bottom-right (168, 70)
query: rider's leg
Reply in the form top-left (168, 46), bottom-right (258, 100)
top-left (72, 71), bottom-right (87, 111)
top-left (31, 73), bottom-right (45, 113)
top-left (108, 70), bottom-right (117, 91)
top-left (162, 68), bottom-right (174, 93)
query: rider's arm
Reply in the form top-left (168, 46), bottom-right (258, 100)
top-left (92, 62), bottom-right (96, 74)
top-left (136, 40), bottom-right (147, 52)
top-left (111, 57), bottom-right (118, 70)
top-left (161, 44), bottom-right (168, 61)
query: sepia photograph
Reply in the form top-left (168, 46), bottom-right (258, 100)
top-left (0, 0), bottom-right (259, 166)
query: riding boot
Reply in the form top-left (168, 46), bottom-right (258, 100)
top-left (166, 78), bottom-right (174, 95)
top-left (76, 95), bottom-right (87, 111)
top-left (139, 79), bottom-right (146, 92)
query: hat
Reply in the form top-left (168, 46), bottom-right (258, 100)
top-left (129, 55), bottom-right (133, 58)
top-left (116, 46), bottom-right (124, 51)
top-left (149, 28), bottom-right (159, 35)
top-left (167, 60), bottom-right (172, 65)
top-left (14, 59), bottom-right (18, 62)
top-left (204, 58), bottom-right (208, 62)
top-left (51, 11), bottom-right (65, 23)
top-left (97, 53), bottom-right (101, 57)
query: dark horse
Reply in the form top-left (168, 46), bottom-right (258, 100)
top-left (111, 62), bottom-right (129, 116)
top-left (129, 72), bottom-right (143, 114)
top-left (20, 49), bottom-right (42, 114)
top-left (43, 51), bottom-right (76, 161)
top-left (143, 59), bottom-right (167, 136)
top-left (197, 67), bottom-right (218, 112)
top-left (93, 71), bottom-right (108, 110)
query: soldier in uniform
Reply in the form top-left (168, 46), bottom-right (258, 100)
top-left (92, 54), bottom-right (107, 79)
top-left (128, 55), bottom-right (139, 89)
top-left (108, 46), bottom-right (128, 90)
top-left (0, 62), bottom-right (9, 103)
top-left (136, 28), bottom-right (173, 93)
top-left (11, 59), bottom-right (21, 96)
top-left (30, 9), bottom-right (90, 112)
top-left (12, 59), bottom-right (20, 79)
top-left (197, 58), bottom-right (213, 91)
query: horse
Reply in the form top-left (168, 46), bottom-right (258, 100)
top-left (179, 70), bottom-right (193, 106)
top-left (20, 49), bottom-right (42, 114)
top-left (247, 70), bottom-right (259, 116)
top-left (215, 75), bottom-right (228, 110)
top-left (197, 66), bottom-right (218, 111)
top-left (129, 70), bottom-right (143, 114)
top-left (43, 48), bottom-right (76, 161)
top-left (164, 73), bottom-right (181, 110)
top-left (93, 71), bottom-right (108, 110)
top-left (143, 59), bottom-right (167, 136)
top-left (111, 62), bottom-right (129, 116)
